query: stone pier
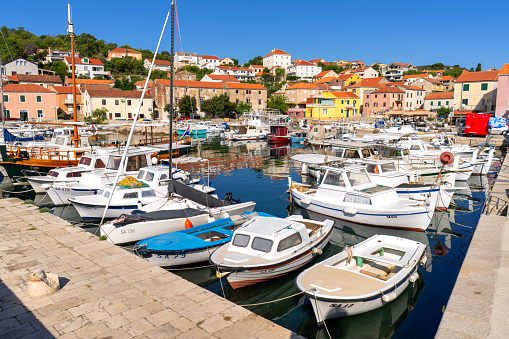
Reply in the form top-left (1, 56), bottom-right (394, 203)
top-left (0, 198), bottom-right (301, 338)
top-left (436, 155), bottom-right (509, 338)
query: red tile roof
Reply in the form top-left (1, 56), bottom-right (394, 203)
top-left (498, 64), bottom-right (509, 75)
top-left (217, 66), bottom-right (252, 71)
top-left (438, 75), bottom-right (455, 81)
top-left (293, 60), bottom-right (316, 66)
top-left (329, 91), bottom-right (359, 99)
top-left (155, 79), bottom-right (225, 89)
top-left (109, 48), bottom-right (141, 54)
top-left (15, 74), bottom-right (62, 84)
top-left (3, 84), bottom-right (55, 93)
top-left (134, 80), bottom-right (154, 87)
top-left (146, 58), bottom-right (172, 66)
top-left (455, 70), bottom-right (499, 83)
top-left (337, 74), bottom-right (356, 80)
top-left (85, 88), bottom-right (151, 98)
top-left (392, 62), bottom-right (412, 67)
top-left (224, 83), bottom-right (266, 90)
top-left (250, 65), bottom-right (264, 68)
top-left (286, 83), bottom-right (319, 90)
top-left (51, 86), bottom-right (79, 94)
top-left (314, 70), bottom-right (332, 78)
top-left (204, 74), bottom-right (240, 82)
top-left (64, 57), bottom-right (103, 65)
top-left (402, 74), bottom-right (430, 80)
top-left (263, 49), bottom-right (290, 57)
top-left (199, 55), bottom-right (219, 60)
top-left (74, 79), bottom-right (114, 85)
top-left (372, 87), bottom-right (404, 94)
top-left (315, 77), bottom-right (338, 84)
top-left (424, 92), bottom-right (454, 100)
top-left (310, 59), bottom-right (325, 64)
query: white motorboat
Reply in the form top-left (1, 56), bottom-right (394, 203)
top-left (209, 214), bottom-right (334, 289)
top-left (289, 164), bottom-right (435, 231)
top-left (25, 149), bottom-right (110, 194)
top-left (99, 179), bottom-right (256, 245)
top-left (227, 126), bottom-right (270, 141)
top-left (295, 234), bottom-right (426, 323)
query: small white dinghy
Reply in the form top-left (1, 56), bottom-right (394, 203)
top-left (210, 215), bottom-right (334, 289)
top-left (295, 234), bottom-right (426, 324)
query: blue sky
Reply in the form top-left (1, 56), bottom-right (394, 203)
top-left (2, 0), bottom-right (508, 69)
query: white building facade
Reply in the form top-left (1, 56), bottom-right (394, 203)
top-left (263, 49), bottom-right (291, 70)
top-left (64, 57), bottom-right (109, 79)
top-left (212, 66), bottom-right (254, 81)
top-left (286, 61), bottom-right (322, 79)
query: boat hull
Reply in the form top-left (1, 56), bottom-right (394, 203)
top-left (268, 136), bottom-right (290, 144)
top-left (46, 185), bottom-right (97, 205)
top-left (291, 190), bottom-right (432, 231)
top-left (70, 200), bottom-right (140, 221)
top-left (100, 202), bottom-right (256, 245)
top-left (142, 246), bottom-right (221, 267)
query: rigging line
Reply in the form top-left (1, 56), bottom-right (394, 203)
top-left (238, 290), bottom-right (307, 307)
top-left (174, 2), bottom-right (191, 93)
top-left (99, 8), bottom-right (171, 226)
top-left (0, 29), bottom-right (14, 61)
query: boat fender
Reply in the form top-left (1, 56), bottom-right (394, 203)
top-left (410, 194), bottom-right (427, 201)
top-left (409, 272), bottom-right (419, 283)
top-left (382, 291), bottom-right (397, 303)
top-left (41, 184), bottom-right (51, 189)
top-left (185, 218), bottom-right (192, 229)
top-left (344, 208), bottom-right (358, 216)
top-left (312, 248), bottom-right (323, 256)
top-left (301, 198), bottom-right (311, 205)
top-left (420, 256), bottom-right (427, 266)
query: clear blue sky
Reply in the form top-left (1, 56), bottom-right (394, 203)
top-left (2, 0), bottom-right (508, 70)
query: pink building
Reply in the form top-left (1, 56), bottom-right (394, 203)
top-left (2, 84), bottom-right (58, 121)
top-left (496, 64), bottom-right (509, 118)
top-left (363, 87), bottom-right (404, 116)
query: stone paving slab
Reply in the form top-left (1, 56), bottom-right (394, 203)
top-left (0, 198), bottom-right (303, 338)
top-left (436, 155), bottom-right (509, 338)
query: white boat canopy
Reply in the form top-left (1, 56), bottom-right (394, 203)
top-left (291, 154), bottom-right (342, 164)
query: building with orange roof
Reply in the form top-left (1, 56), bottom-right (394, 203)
top-left (198, 55), bottom-right (219, 69)
top-left (309, 59), bottom-right (325, 64)
top-left (218, 57), bottom-right (234, 66)
top-left (263, 49), bottom-right (291, 70)
top-left (436, 75), bottom-right (455, 91)
top-left (423, 91), bottom-right (454, 111)
top-left (363, 86), bottom-right (405, 116)
top-left (69, 78), bottom-right (114, 88)
top-left (2, 84), bottom-right (58, 121)
top-left (107, 48), bottom-right (142, 61)
top-left (348, 60), bottom-right (365, 69)
top-left (283, 83), bottom-right (330, 105)
top-left (344, 78), bottom-right (388, 112)
top-left (306, 91), bottom-right (360, 120)
top-left (212, 66), bottom-right (254, 81)
top-left (380, 62), bottom-right (416, 81)
top-left (496, 64), bottom-right (509, 117)
top-left (287, 61), bottom-right (322, 79)
top-left (454, 70), bottom-right (499, 113)
top-left (351, 66), bottom-right (379, 79)
top-left (143, 58), bottom-right (172, 72)
top-left (49, 86), bottom-right (82, 117)
top-left (314, 70), bottom-right (338, 82)
top-left (174, 71), bottom-right (197, 81)
top-left (13, 74), bottom-right (63, 88)
top-left (82, 88), bottom-right (153, 120)
top-left (409, 77), bottom-right (444, 93)
top-left (223, 83), bottom-right (267, 110)
top-left (134, 80), bottom-right (153, 91)
top-left (201, 74), bottom-right (239, 83)
top-left (402, 73), bottom-right (433, 81)
top-left (63, 57), bottom-right (109, 79)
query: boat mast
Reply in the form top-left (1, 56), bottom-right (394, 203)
top-left (0, 54), bottom-right (4, 127)
top-left (68, 3), bottom-right (79, 148)
top-left (169, 0), bottom-right (175, 176)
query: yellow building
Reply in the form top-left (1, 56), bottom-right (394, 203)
top-left (453, 70), bottom-right (499, 112)
top-left (306, 91), bottom-right (360, 120)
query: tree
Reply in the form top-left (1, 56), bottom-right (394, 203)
top-left (114, 77), bottom-right (136, 90)
top-left (231, 58), bottom-right (239, 66)
top-left (443, 67), bottom-right (464, 78)
top-left (150, 69), bottom-right (169, 80)
top-left (85, 107), bottom-right (108, 123)
top-left (372, 64), bottom-right (380, 71)
top-left (267, 94), bottom-right (287, 114)
top-left (200, 94), bottom-right (236, 118)
top-left (275, 68), bottom-right (285, 82)
top-left (475, 63), bottom-right (482, 72)
top-left (183, 65), bottom-right (212, 80)
top-left (52, 61), bottom-right (71, 83)
top-left (437, 106), bottom-right (451, 118)
top-left (402, 69), bottom-right (422, 76)
top-left (179, 95), bottom-right (197, 116)
top-left (243, 55), bottom-right (263, 68)
top-left (235, 101), bottom-right (252, 115)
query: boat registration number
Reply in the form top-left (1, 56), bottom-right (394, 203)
top-left (260, 268), bottom-right (276, 274)
top-left (54, 187), bottom-right (71, 192)
top-left (120, 229), bottom-right (135, 234)
top-left (157, 254), bottom-right (186, 259)
top-left (330, 303), bottom-right (354, 308)
top-left (386, 215), bottom-right (397, 218)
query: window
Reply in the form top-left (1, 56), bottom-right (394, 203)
top-left (102, 99), bottom-right (106, 105)
top-left (341, 100), bottom-right (344, 104)
top-left (462, 99), bottom-right (468, 105)
top-left (144, 172), bottom-right (155, 182)
top-left (37, 109), bottom-right (43, 118)
top-left (36, 95), bottom-right (42, 103)
top-left (127, 99), bottom-right (132, 106)
top-left (141, 190), bottom-right (156, 198)
top-left (79, 157), bottom-right (92, 166)
top-left (115, 112), bottom-right (121, 118)
top-left (346, 100), bottom-right (350, 105)
top-left (232, 234), bottom-right (250, 247)
top-left (252, 237), bottom-right (273, 253)
top-left (323, 109), bottom-right (327, 115)
top-left (481, 83), bottom-right (488, 91)
top-left (4, 109), bottom-right (10, 118)
top-left (438, 101), bottom-right (441, 106)
top-left (374, 94), bottom-right (377, 98)
top-left (341, 109), bottom-right (344, 113)
top-left (446, 101), bottom-right (449, 105)
top-left (353, 100), bottom-right (356, 105)
top-left (2, 95), bottom-right (8, 102)
top-left (374, 102), bottom-right (378, 107)
top-left (463, 84), bottom-right (470, 91)
top-left (123, 192), bottom-right (139, 199)
top-left (365, 103), bottom-right (369, 107)
top-left (115, 99), bottom-right (119, 105)
top-left (277, 233), bottom-right (302, 252)
top-left (323, 171), bottom-right (345, 186)
top-left (384, 94), bottom-right (386, 98)
top-left (20, 95), bottom-right (26, 103)
top-left (431, 101), bottom-right (433, 106)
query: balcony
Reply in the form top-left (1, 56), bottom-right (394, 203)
top-left (64, 99), bottom-right (73, 104)
top-left (345, 104), bottom-right (354, 108)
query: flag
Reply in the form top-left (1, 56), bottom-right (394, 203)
top-left (180, 125), bottom-right (190, 139)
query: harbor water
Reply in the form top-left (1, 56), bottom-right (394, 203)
top-left (19, 136), bottom-right (490, 339)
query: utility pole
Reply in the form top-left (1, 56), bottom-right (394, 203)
top-left (0, 54), bottom-right (4, 127)
top-left (68, 3), bottom-right (79, 148)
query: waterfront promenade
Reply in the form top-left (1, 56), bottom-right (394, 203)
top-left (0, 199), bottom-right (300, 338)
top-left (436, 155), bottom-right (509, 338)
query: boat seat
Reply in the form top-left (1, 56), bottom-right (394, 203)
top-left (359, 261), bottom-right (396, 281)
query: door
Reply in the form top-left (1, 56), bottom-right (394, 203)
top-left (20, 110), bottom-right (28, 121)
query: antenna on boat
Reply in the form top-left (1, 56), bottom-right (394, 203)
top-left (68, 3), bottom-right (79, 148)
top-left (168, 0), bottom-right (175, 183)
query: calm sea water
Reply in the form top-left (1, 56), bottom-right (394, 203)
top-left (25, 136), bottom-right (489, 339)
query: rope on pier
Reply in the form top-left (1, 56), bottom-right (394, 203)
top-left (238, 290), bottom-right (307, 307)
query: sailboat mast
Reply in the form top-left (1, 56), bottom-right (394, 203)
top-left (0, 54), bottom-right (4, 127)
top-left (68, 3), bottom-right (79, 148)
top-left (169, 0), bottom-right (174, 175)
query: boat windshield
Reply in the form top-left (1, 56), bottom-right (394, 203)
top-left (277, 232), bottom-right (302, 252)
top-left (48, 170), bottom-right (59, 178)
top-left (323, 171), bottom-right (345, 187)
top-left (232, 234), bottom-right (250, 247)
top-left (252, 237), bottom-right (273, 253)
top-left (346, 168), bottom-right (371, 186)
top-left (107, 155), bottom-right (148, 171)
top-left (137, 170), bottom-right (146, 180)
top-left (79, 157), bottom-right (92, 165)
top-left (381, 162), bottom-right (396, 172)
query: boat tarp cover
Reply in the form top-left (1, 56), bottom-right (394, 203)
top-left (168, 179), bottom-right (227, 208)
top-left (3, 129), bottom-right (44, 142)
top-left (116, 208), bottom-right (208, 225)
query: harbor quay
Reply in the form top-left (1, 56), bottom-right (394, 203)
top-left (436, 154), bottom-right (509, 338)
top-left (0, 199), bottom-right (302, 338)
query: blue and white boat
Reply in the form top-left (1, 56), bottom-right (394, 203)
top-left (134, 212), bottom-right (271, 267)
top-left (290, 132), bottom-right (308, 144)
top-left (175, 123), bottom-right (207, 138)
